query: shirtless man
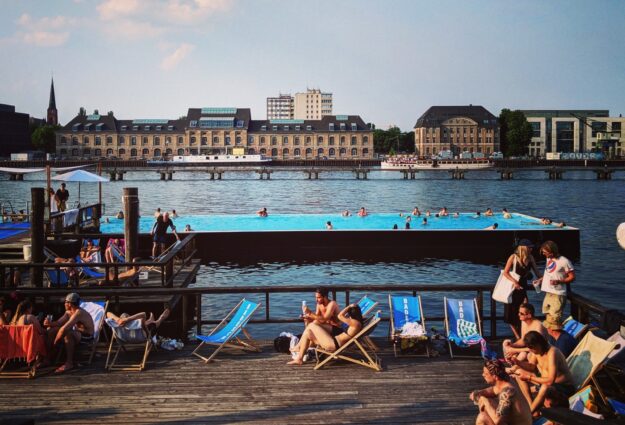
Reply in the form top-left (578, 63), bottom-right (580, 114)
top-left (503, 304), bottom-right (548, 361)
top-left (257, 207), bottom-right (268, 217)
top-left (302, 287), bottom-right (340, 331)
top-left (506, 331), bottom-right (574, 416)
top-left (45, 293), bottom-right (95, 373)
top-left (357, 207), bottom-right (367, 217)
top-left (485, 208), bottom-right (494, 216)
top-left (470, 360), bottom-right (532, 425)
top-left (439, 207), bottom-right (449, 216)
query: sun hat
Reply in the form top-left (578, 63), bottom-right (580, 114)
top-left (517, 239), bottom-right (534, 248)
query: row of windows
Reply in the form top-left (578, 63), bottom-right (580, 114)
top-left (419, 136), bottom-right (495, 144)
top-left (58, 147), bottom-right (371, 158)
top-left (421, 147), bottom-right (494, 155)
top-left (423, 127), bottom-right (495, 134)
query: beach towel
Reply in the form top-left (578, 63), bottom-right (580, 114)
top-left (0, 325), bottom-right (47, 363)
top-left (63, 208), bottom-right (79, 227)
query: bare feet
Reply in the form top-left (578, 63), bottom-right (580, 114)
top-left (287, 359), bottom-right (303, 366)
top-left (55, 363), bottom-right (73, 373)
top-left (158, 307), bottom-right (171, 322)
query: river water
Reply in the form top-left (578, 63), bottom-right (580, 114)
top-left (1, 169), bottom-right (624, 333)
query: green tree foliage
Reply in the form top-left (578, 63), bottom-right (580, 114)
top-left (31, 125), bottom-right (60, 153)
top-left (373, 126), bottom-right (415, 154)
top-left (499, 109), bottom-right (533, 156)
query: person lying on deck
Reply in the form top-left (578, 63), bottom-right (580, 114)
top-left (470, 359), bottom-right (532, 425)
top-left (288, 304), bottom-right (363, 366)
top-left (44, 292), bottom-right (94, 373)
top-left (106, 306), bottom-right (171, 337)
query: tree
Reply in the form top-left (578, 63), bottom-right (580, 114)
top-left (373, 126), bottom-right (415, 155)
top-left (499, 109), bottom-right (532, 156)
top-left (31, 124), bottom-right (60, 153)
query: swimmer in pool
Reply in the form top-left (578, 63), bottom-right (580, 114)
top-left (485, 208), bottom-right (494, 216)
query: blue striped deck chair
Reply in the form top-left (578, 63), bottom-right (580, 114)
top-left (75, 256), bottom-right (106, 281)
top-left (81, 238), bottom-right (102, 263)
top-left (389, 294), bottom-right (429, 357)
top-left (608, 398), bottom-right (625, 416)
top-left (315, 311), bottom-right (382, 371)
top-left (444, 297), bottom-right (483, 359)
top-left (79, 300), bottom-right (109, 364)
top-left (191, 299), bottom-right (261, 363)
top-left (563, 316), bottom-right (589, 340)
top-left (110, 243), bottom-right (125, 262)
top-left (44, 269), bottom-right (70, 288)
top-left (341, 295), bottom-right (379, 349)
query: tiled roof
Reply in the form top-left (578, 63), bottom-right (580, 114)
top-left (415, 105), bottom-right (498, 128)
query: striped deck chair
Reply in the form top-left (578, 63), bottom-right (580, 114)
top-left (341, 295), bottom-right (379, 350)
top-left (315, 311), bottom-right (382, 371)
top-left (563, 316), bottom-right (589, 340)
top-left (81, 238), bottom-right (102, 263)
top-left (567, 331), bottom-right (617, 405)
top-left (79, 300), bottom-right (109, 364)
top-left (603, 330), bottom-right (625, 396)
top-left (104, 318), bottom-right (153, 372)
top-left (444, 297), bottom-right (483, 359)
top-left (192, 299), bottom-right (261, 363)
top-left (75, 256), bottom-right (105, 280)
top-left (44, 269), bottom-right (70, 288)
top-left (389, 294), bottom-right (429, 357)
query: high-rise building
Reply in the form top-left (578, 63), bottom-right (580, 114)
top-left (266, 94), bottom-right (294, 120)
top-left (293, 89), bottom-right (332, 120)
top-left (47, 77), bottom-right (58, 126)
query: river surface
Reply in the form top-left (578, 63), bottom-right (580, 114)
top-left (1, 169), bottom-right (624, 335)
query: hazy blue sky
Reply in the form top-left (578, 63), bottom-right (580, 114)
top-left (1, 0), bottom-right (624, 130)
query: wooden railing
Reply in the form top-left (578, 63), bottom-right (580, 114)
top-left (49, 202), bottom-right (103, 234)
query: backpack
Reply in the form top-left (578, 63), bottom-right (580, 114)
top-left (273, 336), bottom-right (291, 353)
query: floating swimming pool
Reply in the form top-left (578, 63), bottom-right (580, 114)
top-left (100, 212), bottom-right (569, 233)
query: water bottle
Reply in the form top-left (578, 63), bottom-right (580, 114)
top-left (302, 300), bottom-right (307, 313)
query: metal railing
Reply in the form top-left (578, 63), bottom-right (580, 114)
top-left (49, 203), bottom-right (102, 234)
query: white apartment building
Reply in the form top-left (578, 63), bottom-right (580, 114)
top-left (294, 89), bottom-right (332, 120)
top-left (266, 94), bottom-right (294, 120)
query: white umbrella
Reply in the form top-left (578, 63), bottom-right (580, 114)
top-left (52, 169), bottom-right (109, 206)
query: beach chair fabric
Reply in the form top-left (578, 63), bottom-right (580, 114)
top-left (79, 300), bottom-right (109, 364)
top-left (563, 316), bottom-right (589, 339)
top-left (315, 312), bottom-right (382, 371)
top-left (75, 256), bottom-right (105, 279)
top-left (356, 295), bottom-right (378, 317)
top-left (389, 295), bottom-right (429, 357)
top-left (104, 318), bottom-right (152, 372)
top-left (44, 269), bottom-right (70, 288)
top-left (567, 331), bottom-right (616, 394)
top-left (0, 324), bottom-right (47, 378)
top-left (444, 297), bottom-right (484, 359)
top-left (192, 299), bottom-right (261, 363)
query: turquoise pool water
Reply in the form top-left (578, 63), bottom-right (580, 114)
top-left (100, 212), bottom-right (566, 233)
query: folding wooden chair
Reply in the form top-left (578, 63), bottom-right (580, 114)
top-left (79, 300), bottom-right (109, 364)
top-left (104, 318), bottom-right (153, 372)
top-left (389, 294), bottom-right (429, 357)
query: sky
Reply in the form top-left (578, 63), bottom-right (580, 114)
top-left (1, 0), bottom-right (624, 131)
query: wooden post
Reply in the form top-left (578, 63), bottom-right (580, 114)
top-left (97, 162), bottom-right (102, 206)
top-left (182, 295), bottom-right (188, 338)
top-left (196, 293), bottom-right (202, 336)
top-left (31, 188), bottom-right (45, 288)
top-left (122, 188), bottom-right (139, 265)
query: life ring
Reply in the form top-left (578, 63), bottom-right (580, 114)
top-left (617, 222), bottom-right (625, 250)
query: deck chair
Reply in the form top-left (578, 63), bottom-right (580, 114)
top-left (81, 238), bottom-right (102, 263)
top-left (389, 294), bottom-right (429, 357)
top-left (104, 318), bottom-right (153, 372)
top-left (563, 316), bottom-right (589, 340)
top-left (567, 331), bottom-right (617, 405)
top-left (0, 324), bottom-right (47, 378)
top-left (144, 240), bottom-right (182, 274)
top-left (44, 268), bottom-right (70, 288)
top-left (75, 256), bottom-right (105, 280)
top-left (603, 330), bottom-right (625, 395)
top-left (79, 300), bottom-right (109, 364)
top-left (355, 295), bottom-right (378, 318)
top-left (315, 311), bottom-right (382, 371)
top-left (192, 299), bottom-right (261, 363)
top-left (444, 297), bottom-right (483, 359)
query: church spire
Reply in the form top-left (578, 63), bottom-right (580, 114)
top-left (47, 77), bottom-right (58, 125)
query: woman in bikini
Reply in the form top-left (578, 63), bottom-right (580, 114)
top-left (288, 304), bottom-right (363, 366)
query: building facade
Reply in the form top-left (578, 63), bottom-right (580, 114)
top-left (266, 94), bottom-right (294, 120)
top-left (521, 110), bottom-right (624, 157)
top-left (294, 89), bottom-right (332, 120)
top-left (0, 104), bottom-right (35, 157)
top-left (56, 107), bottom-right (373, 160)
top-left (413, 105), bottom-right (500, 157)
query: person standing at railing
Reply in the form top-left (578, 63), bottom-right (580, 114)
top-left (55, 183), bottom-right (69, 212)
top-left (49, 188), bottom-right (59, 214)
top-left (535, 241), bottom-right (575, 325)
top-left (151, 212), bottom-right (180, 258)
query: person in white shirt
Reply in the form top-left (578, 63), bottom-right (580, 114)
top-left (536, 241), bottom-right (575, 324)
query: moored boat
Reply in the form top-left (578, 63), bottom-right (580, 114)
top-left (380, 158), bottom-right (493, 170)
top-left (148, 154), bottom-right (272, 165)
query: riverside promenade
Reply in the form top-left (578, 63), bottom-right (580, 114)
top-left (0, 338), bottom-right (483, 425)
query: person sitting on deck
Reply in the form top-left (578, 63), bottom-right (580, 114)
top-left (503, 304), bottom-right (548, 361)
top-left (105, 238), bottom-right (125, 263)
top-left (257, 207), bottom-right (268, 217)
top-left (485, 208), bottom-right (494, 216)
top-left (301, 287), bottom-right (340, 331)
top-left (470, 359), bottom-right (532, 425)
top-left (543, 316), bottom-right (577, 358)
top-left (357, 207), bottom-right (367, 217)
top-left (506, 331), bottom-right (574, 416)
top-left (80, 239), bottom-right (100, 261)
top-left (44, 293), bottom-right (95, 373)
top-left (288, 304), bottom-right (363, 366)
top-left (11, 299), bottom-right (46, 336)
top-left (106, 306), bottom-right (170, 337)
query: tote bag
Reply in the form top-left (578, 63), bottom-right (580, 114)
top-left (492, 257), bottom-right (520, 304)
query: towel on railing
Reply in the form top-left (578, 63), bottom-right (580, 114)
top-left (63, 208), bottom-right (79, 227)
top-left (0, 324), bottom-right (47, 363)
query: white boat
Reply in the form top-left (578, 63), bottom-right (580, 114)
top-left (149, 154), bottom-right (272, 164)
top-left (380, 158), bottom-right (493, 170)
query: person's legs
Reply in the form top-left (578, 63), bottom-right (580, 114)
top-left (288, 324), bottom-right (320, 365)
top-left (58, 330), bottom-right (81, 372)
top-left (475, 410), bottom-right (496, 425)
top-left (148, 307), bottom-right (170, 329)
top-left (516, 376), bottom-right (533, 406)
top-left (152, 241), bottom-right (158, 258)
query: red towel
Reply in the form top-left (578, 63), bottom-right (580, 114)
top-left (0, 324), bottom-right (47, 363)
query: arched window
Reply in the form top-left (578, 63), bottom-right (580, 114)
top-left (95, 137), bottom-right (101, 145)
top-left (119, 148), bottom-right (126, 155)
top-left (363, 136), bottom-right (369, 144)
top-left (294, 137), bottom-right (300, 146)
top-left (271, 136), bottom-right (277, 146)
top-left (142, 137), bottom-right (148, 145)
top-left (282, 148), bottom-right (289, 157)
top-left (106, 136), bottom-right (113, 145)
top-left (248, 148), bottom-right (256, 154)
top-left (165, 148), bottom-right (172, 156)
top-left (72, 137), bottom-right (78, 145)
top-left (142, 148), bottom-right (149, 156)
top-left (190, 136), bottom-right (196, 145)
top-left (131, 136), bottom-right (137, 145)
top-left (317, 148), bottom-right (324, 156)
top-left (305, 148), bottom-right (312, 158)
top-left (271, 148), bottom-right (278, 157)
top-left (201, 137), bottom-right (207, 145)
top-left (317, 136), bottom-right (323, 145)
top-left (225, 136), bottom-right (231, 145)
top-left (247, 136), bottom-right (254, 145)
top-left (154, 136), bottom-right (160, 146)
top-left (260, 148), bottom-right (267, 155)
top-left (60, 136), bottom-right (67, 144)
top-left (177, 137), bottom-right (183, 145)
top-left (305, 136), bottom-right (311, 145)
top-left (131, 148), bottom-right (138, 157)
top-left (72, 148), bottom-right (79, 156)
top-left (235, 136), bottom-right (242, 145)
top-left (212, 136), bottom-right (219, 145)
top-left (351, 136), bottom-right (357, 145)
top-left (328, 136), bottom-right (335, 145)
top-left (351, 148), bottom-right (358, 156)
top-left (106, 148), bottom-right (113, 156)
top-left (283, 136), bottom-right (289, 145)
top-left (363, 148), bottom-right (369, 155)
top-left (94, 149), bottom-right (102, 157)
top-left (260, 136), bottom-right (266, 145)
top-left (154, 148), bottom-right (162, 157)
top-left (118, 136), bottom-right (124, 146)
top-left (166, 137), bottom-right (171, 145)
top-left (294, 148), bottom-right (301, 157)
top-left (177, 148), bottom-right (184, 155)
top-left (340, 136), bottom-right (345, 145)
top-left (339, 148), bottom-right (346, 157)
top-left (329, 148), bottom-right (336, 157)
top-left (83, 136), bottom-right (89, 144)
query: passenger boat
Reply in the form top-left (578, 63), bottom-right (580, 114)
top-left (148, 154), bottom-right (272, 165)
top-left (380, 158), bottom-right (493, 170)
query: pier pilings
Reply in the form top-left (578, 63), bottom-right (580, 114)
top-left (546, 168), bottom-right (564, 180)
top-left (256, 168), bottom-right (273, 179)
top-left (353, 168), bottom-right (370, 179)
top-left (449, 168), bottom-right (465, 180)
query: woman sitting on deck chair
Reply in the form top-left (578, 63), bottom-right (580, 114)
top-left (288, 304), bottom-right (363, 366)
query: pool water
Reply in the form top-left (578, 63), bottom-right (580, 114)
top-left (100, 212), bottom-right (565, 233)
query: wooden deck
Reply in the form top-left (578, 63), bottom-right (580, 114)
top-left (0, 338), bottom-right (484, 425)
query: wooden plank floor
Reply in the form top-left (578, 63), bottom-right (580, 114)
top-left (0, 338), bottom-right (485, 425)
